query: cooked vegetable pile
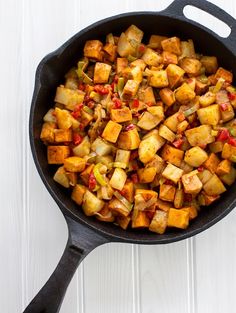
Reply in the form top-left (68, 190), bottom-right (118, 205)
top-left (40, 25), bottom-right (236, 234)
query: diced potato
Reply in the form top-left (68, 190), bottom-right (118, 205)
top-left (103, 43), bottom-right (117, 62)
top-left (73, 136), bottom-right (90, 157)
top-left (110, 168), bottom-right (127, 191)
top-left (166, 64), bottom-right (185, 89)
top-left (203, 174), bottom-right (226, 195)
top-left (71, 184), bottom-right (86, 205)
top-left (177, 120), bottom-right (189, 133)
top-left (200, 56), bottom-right (218, 74)
top-left (161, 36), bottom-right (181, 55)
top-left (159, 184), bottom-right (176, 202)
top-left (159, 88), bottom-right (175, 107)
top-left (184, 146), bottom-right (208, 167)
top-left (156, 198), bottom-right (172, 212)
top-left (66, 171), bottom-right (77, 186)
top-left (102, 120), bottom-right (122, 143)
top-left (132, 211), bottom-right (150, 228)
top-left (216, 159), bottom-right (232, 176)
top-left (167, 208), bottom-right (189, 229)
top-left (146, 155), bottom-right (165, 174)
top-left (43, 109), bottom-right (57, 123)
top-left (54, 129), bottom-right (72, 143)
top-left (162, 51), bottom-right (178, 65)
top-left (108, 198), bottom-right (131, 217)
top-left (159, 124), bottom-right (176, 142)
top-left (40, 122), bottom-right (56, 143)
top-left (117, 33), bottom-right (136, 57)
top-left (91, 137), bottom-right (112, 156)
top-left (80, 164), bottom-right (94, 185)
top-left (64, 156), bottom-right (86, 172)
top-left (141, 48), bottom-right (162, 66)
top-left (110, 107), bottom-right (132, 123)
top-left (182, 172), bottom-right (203, 194)
top-left (220, 103), bottom-right (235, 122)
top-left (179, 57), bottom-right (202, 76)
top-left (137, 111), bottom-right (162, 130)
top-left (164, 112), bottom-right (179, 132)
top-left (180, 161), bottom-right (193, 174)
top-left (197, 104), bottom-right (220, 126)
top-left (47, 146), bottom-right (70, 164)
top-left (215, 67), bottom-right (233, 84)
top-left (209, 141), bottom-right (224, 153)
top-left (131, 59), bottom-right (146, 71)
top-left (115, 149), bottom-right (130, 168)
top-left (125, 24), bottom-right (143, 42)
top-left (148, 35), bottom-right (167, 49)
top-left (122, 80), bottom-right (139, 98)
top-left (199, 91), bottom-right (216, 107)
top-left (222, 143), bottom-right (236, 162)
top-left (139, 131), bottom-right (165, 163)
top-left (149, 210), bottom-right (168, 234)
top-left (54, 107), bottom-right (73, 130)
top-left (116, 58), bottom-right (128, 74)
top-left (147, 105), bottom-right (164, 118)
top-left (82, 190), bottom-right (104, 216)
top-left (94, 62), bottom-right (111, 84)
top-left (138, 167), bottom-right (157, 183)
top-left (54, 86), bottom-right (85, 111)
top-left (117, 128), bottom-right (140, 150)
top-left (130, 66), bottom-right (143, 83)
top-left (175, 83), bottom-right (196, 105)
top-left (53, 166), bottom-right (70, 188)
top-left (174, 188), bottom-right (184, 208)
top-left (116, 215), bottom-right (131, 230)
top-left (182, 206), bottom-right (198, 220)
top-left (162, 163), bottom-right (184, 184)
top-left (120, 181), bottom-right (134, 202)
top-left (185, 125), bottom-right (214, 146)
top-left (220, 166), bottom-right (236, 185)
top-left (149, 70), bottom-right (169, 88)
top-left (80, 109), bottom-right (93, 128)
top-left (203, 153), bottom-right (220, 173)
top-left (179, 40), bottom-right (196, 59)
top-left (135, 189), bottom-right (158, 201)
top-left (198, 191), bottom-right (219, 206)
top-left (197, 169), bottom-right (213, 184)
top-left (161, 144), bottom-right (184, 167)
top-left (137, 86), bottom-right (156, 105)
top-left (84, 40), bottom-right (103, 60)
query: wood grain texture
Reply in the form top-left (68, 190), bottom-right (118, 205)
top-left (0, 0), bottom-right (236, 313)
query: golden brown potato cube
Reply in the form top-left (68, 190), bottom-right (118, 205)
top-left (132, 211), bottom-right (150, 228)
top-left (159, 184), bottom-right (176, 202)
top-left (209, 141), bottom-right (224, 153)
top-left (199, 91), bottom-right (216, 107)
top-left (162, 163), bottom-right (184, 184)
top-left (64, 156), bottom-right (86, 172)
top-left (166, 64), bottom-right (185, 89)
top-left (138, 167), bottom-right (157, 183)
top-left (94, 62), bottom-right (111, 84)
top-left (184, 146), bottom-right (208, 167)
top-left (135, 189), bottom-right (158, 203)
top-left (137, 111), bottom-right (162, 130)
top-left (139, 131), bottom-right (165, 163)
top-left (185, 125), bottom-right (214, 146)
top-left (180, 161), bottom-right (194, 174)
top-left (201, 56), bottom-right (218, 74)
top-left (198, 191), bottom-right (219, 206)
top-left (197, 104), bottom-right (220, 126)
top-left (40, 122), bottom-right (56, 143)
top-left (118, 128), bottom-right (140, 150)
top-left (215, 67), bottom-right (233, 83)
top-left (108, 198), bottom-right (131, 217)
top-left (220, 166), bottom-right (236, 186)
top-left (174, 188), bottom-right (184, 208)
top-left (182, 206), bottom-right (198, 220)
top-left (161, 144), bottom-right (184, 167)
top-left (82, 190), bottom-right (104, 216)
top-left (125, 24), bottom-right (143, 42)
top-left (161, 36), bottom-right (181, 55)
top-left (222, 143), bottom-right (236, 162)
top-left (203, 174), bottom-right (226, 195)
top-left (80, 164), bottom-right (94, 185)
top-left (167, 208), bottom-right (189, 229)
top-left (116, 58), bottom-right (128, 74)
top-left (177, 120), bottom-right (189, 133)
top-left (175, 83), bottom-right (196, 105)
top-left (149, 70), bottom-right (169, 88)
top-left (197, 169), bottom-right (213, 185)
top-left (156, 198), bottom-right (172, 212)
top-left (203, 153), bottom-right (220, 173)
top-left (182, 172), bottom-right (203, 194)
top-left (103, 43), bottom-right (117, 62)
top-left (54, 86), bottom-right (85, 111)
top-left (179, 57), bottom-right (202, 76)
top-left (130, 66), bottom-right (143, 83)
top-left (216, 159), bottom-right (232, 176)
top-left (141, 48), bottom-right (162, 66)
top-left (195, 80), bottom-right (208, 96)
top-left (54, 129), bottom-right (72, 143)
top-left (117, 32), bottom-right (136, 57)
top-left (53, 166), bottom-right (70, 188)
top-left (148, 35), bottom-right (167, 49)
top-left (163, 112), bottom-right (179, 132)
top-left (71, 184), bottom-right (86, 205)
top-left (159, 124), bottom-right (176, 142)
top-left (162, 51), bottom-right (178, 65)
top-left (110, 107), bottom-right (132, 123)
top-left (149, 210), bottom-right (168, 234)
top-left (123, 80), bottom-right (139, 98)
top-left (146, 155), bottom-right (165, 174)
top-left (102, 120), bottom-right (122, 143)
top-left (220, 103), bottom-right (235, 122)
top-left (120, 181), bottom-right (134, 202)
top-left (54, 107), bottom-right (73, 130)
top-left (116, 215), bottom-right (131, 230)
top-left (47, 146), bottom-right (70, 164)
top-left (109, 168), bottom-right (127, 191)
top-left (159, 88), bottom-right (175, 107)
top-left (180, 40), bottom-right (196, 59)
top-left (84, 40), bottom-right (103, 60)
top-left (138, 86), bottom-right (156, 105)
top-left (80, 110), bottom-right (93, 128)
top-left (130, 59), bottom-right (146, 71)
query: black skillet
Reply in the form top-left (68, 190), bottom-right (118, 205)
top-left (24, 0), bottom-right (236, 311)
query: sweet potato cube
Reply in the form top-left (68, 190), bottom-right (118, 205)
top-left (110, 107), bottom-right (132, 123)
top-left (71, 184), bottom-right (86, 205)
top-left (184, 146), bottom-right (208, 167)
top-left (102, 120), bottom-right (122, 143)
top-left (148, 35), bottom-right (167, 49)
top-left (156, 198), bottom-right (172, 212)
top-left (116, 215), bottom-right (131, 230)
top-left (162, 163), bottom-right (183, 184)
top-left (161, 36), bottom-right (181, 55)
top-left (103, 43), bottom-right (117, 62)
top-left (120, 181), bottom-right (134, 202)
top-left (159, 124), bottom-right (176, 142)
top-left (116, 58), bottom-right (128, 74)
top-left (174, 188), bottom-right (184, 208)
top-left (201, 56), bottom-right (218, 74)
top-left (94, 62), bottom-right (111, 84)
top-left (216, 159), bottom-right (231, 176)
top-left (203, 153), bottom-right (220, 173)
top-left (162, 51), bottom-right (178, 65)
top-left (141, 48), bottom-right (162, 66)
top-left (167, 208), bottom-right (189, 229)
top-left (182, 206), bottom-right (198, 220)
top-left (203, 174), bottom-right (226, 195)
top-left (179, 57), bottom-right (202, 76)
top-left (123, 80), bottom-right (139, 98)
top-left (108, 198), bottom-right (131, 217)
top-left (222, 143), bottom-right (236, 162)
top-left (84, 40), bottom-right (103, 60)
top-left (125, 24), bottom-right (143, 42)
top-left (197, 104), bottom-right (220, 126)
top-left (159, 184), bottom-right (176, 202)
top-left (53, 166), bottom-right (70, 188)
top-left (40, 122), bottom-right (56, 143)
top-left (54, 129), bottom-right (72, 143)
top-left (220, 166), bottom-right (236, 186)
top-left (182, 172), bottom-right (203, 194)
top-left (132, 211), bottom-right (150, 228)
top-left (166, 64), bottom-right (185, 89)
top-left (118, 128), bottom-right (140, 150)
top-left (80, 164), bottom-right (94, 185)
top-left (149, 210), bottom-right (168, 234)
top-left (185, 125), bottom-right (214, 146)
top-left (215, 67), bottom-right (233, 83)
top-left (159, 88), bottom-right (175, 107)
top-left (175, 83), bottom-right (196, 105)
top-left (161, 144), bottom-right (184, 167)
top-left (149, 70), bottom-right (169, 88)
top-left (64, 156), bottom-right (86, 172)
top-left (138, 167), bottom-right (157, 183)
top-left (47, 146), bottom-right (70, 164)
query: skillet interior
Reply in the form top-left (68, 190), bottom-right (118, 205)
top-left (30, 12), bottom-right (236, 244)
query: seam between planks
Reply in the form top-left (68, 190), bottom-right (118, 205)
top-left (132, 245), bottom-right (141, 313)
top-left (187, 238), bottom-right (197, 313)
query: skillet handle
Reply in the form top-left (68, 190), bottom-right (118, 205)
top-left (23, 216), bottom-right (108, 313)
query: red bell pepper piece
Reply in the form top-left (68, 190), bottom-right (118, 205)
top-left (73, 133), bottom-right (83, 145)
top-left (125, 124), bottom-right (135, 131)
top-left (113, 97), bottom-right (122, 109)
top-left (88, 172), bottom-right (96, 191)
top-left (228, 137), bottom-right (236, 147)
top-left (94, 84), bottom-right (110, 95)
top-left (220, 103), bottom-right (229, 111)
top-left (197, 166), bottom-right (204, 172)
top-left (138, 44), bottom-right (146, 53)
top-left (133, 99), bottom-right (139, 108)
top-left (172, 138), bottom-right (184, 148)
top-left (71, 103), bottom-right (83, 119)
top-left (228, 92), bottom-right (236, 101)
top-left (216, 129), bottom-right (230, 141)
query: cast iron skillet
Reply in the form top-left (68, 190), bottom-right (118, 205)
top-left (24, 0), bottom-right (236, 312)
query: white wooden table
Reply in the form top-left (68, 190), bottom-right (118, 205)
top-left (1, 0), bottom-right (236, 312)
